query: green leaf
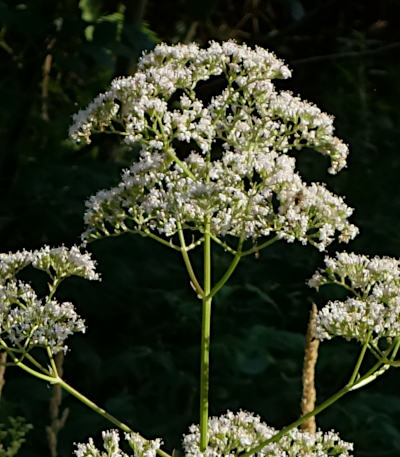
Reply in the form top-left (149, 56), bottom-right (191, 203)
top-left (79, 0), bottom-right (101, 22)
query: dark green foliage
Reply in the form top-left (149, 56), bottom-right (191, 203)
top-left (0, 417), bottom-right (32, 457)
top-left (0, 1), bottom-right (400, 456)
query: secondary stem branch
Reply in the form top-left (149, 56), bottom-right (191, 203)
top-left (58, 379), bottom-right (172, 457)
top-left (241, 349), bottom-right (394, 457)
top-left (14, 352), bottom-right (173, 457)
top-left (208, 238), bottom-right (243, 299)
top-left (348, 337), bottom-right (370, 386)
top-left (177, 222), bottom-right (204, 297)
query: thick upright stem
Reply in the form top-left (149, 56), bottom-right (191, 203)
top-left (199, 216), bottom-right (212, 451)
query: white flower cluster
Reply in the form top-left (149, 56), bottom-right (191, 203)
top-left (71, 41), bottom-right (357, 250)
top-left (31, 245), bottom-right (100, 281)
top-left (75, 429), bottom-right (162, 457)
top-left (183, 410), bottom-right (353, 457)
top-left (0, 245), bottom-right (99, 285)
top-left (0, 249), bottom-right (33, 283)
top-left (0, 281), bottom-right (85, 354)
top-left (0, 245), bottom-right (99, 354)
top-left (309, 252), bottom-right (400, 343)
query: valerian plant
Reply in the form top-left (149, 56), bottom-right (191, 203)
top-left (1, 40), bottom-right (399, 457)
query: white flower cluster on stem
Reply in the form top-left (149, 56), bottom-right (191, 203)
top-left (31, 245), bottom-right (100, 281)
top-left (182, 410), bottom-right (353, 457)
top-left (75, 429), bottom-right (162, 457)
top-left (309, 252), bottom-right (400, 344)
top-left (0, 245), bottom-right (99, 354)
top-left (70, 41), bottom-right (358, 252)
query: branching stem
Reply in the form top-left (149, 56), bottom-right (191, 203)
top-left (138, 230), bottom-right (181, 251)
top-left (240, 236), bottom-right (278, 257)
top-left (347, 333), bottom-right (371, 386)
top-left (12, 352), bottom-right (173, 457)
top-left (240, 345), bottom-right (397, 457)
top-left (208, 238), bottom-right (243, 299)
top-left (177, 222), bottom-right (204, 297)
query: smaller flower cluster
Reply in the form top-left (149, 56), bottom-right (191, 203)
top-left (0, 245), bottom-right (99, 285)
top-left (31, 245), bottom-right (100, 281)
top-left (75, 430), bottom-right (162, 457)
top-left (0, 250), bottom-right (32, 283)
top-left (309, 252), bottom-right (400, 343)
top-left (183, 410), bottom-right (353, 457)
top-left (0, 281), bottom-right (85, 354)
top-left (0, 245), bottom-right (99, 354)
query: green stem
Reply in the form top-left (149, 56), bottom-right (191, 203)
top-left (199, 216), bottom-right (212, 451)
top-left (390, 338), bottom-right (400, 360)
top-left (347, 336), bottom-right (370, 386)
top-left (0, 338), bottom-right (49, 374)
top-left (177, 222), bottom-right (204, 297)
top-left (24, 351), bottom-right (50, 374)
top-left (48, 278), bottom-right (62, 301)
top-left (240, 236), bottom-right (278, 257)
top-left (241, 354), bottom-right (390, 457)
top-left (14, 361), bottom-right (173, 457)
top-left (208, 238), bottom-right (243, 299)
top-left (350, 339), bottom-right (400, 390)
top-left (338, 280), bottom-right (361, 298)
top-left (378, 339), bottom-right (400, 366)
top-left (368, 343), bottom-right (384, 362)
top-left (15, 360), bottom-right (57, 383)
top-left (166, 148), bottom-right (196, 180)
top-left (186, 237), bottom-right (204, 251)
top-left (8, 344), bottom-right (173, 457)
top-left (57, 380), bottom-right (171, 457)
top-left (47, 346), bottom-right (58, 377)
top-left (138, 230), bottom-right (181, 251)
top-left (58, 378), bottom-right (131, 431)
top-left (209, 235), bottom-right (237, 255)
top-left (241, 386), bottom-right (351, 457)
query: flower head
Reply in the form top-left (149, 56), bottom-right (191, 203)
top-left (182, 410), bottom-right (353, 457)
top-left (0, 245), bottom-right (99, 354)
top-left (32, 245), bottom-right (100, 281)
top-left (75, 430), bottom-right (162, 457)
top-left (71, 41), bottom-right (357, 250)
top-left (309, 252), bottom-right (400, 344)
top-left (0, 281), bottom-right (85, 354)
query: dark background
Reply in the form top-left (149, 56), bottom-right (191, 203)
top-left (1, 1), bottom-right (400, 456)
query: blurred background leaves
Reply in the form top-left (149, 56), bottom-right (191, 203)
top-left (0, 0), bottom-right (400, 456)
